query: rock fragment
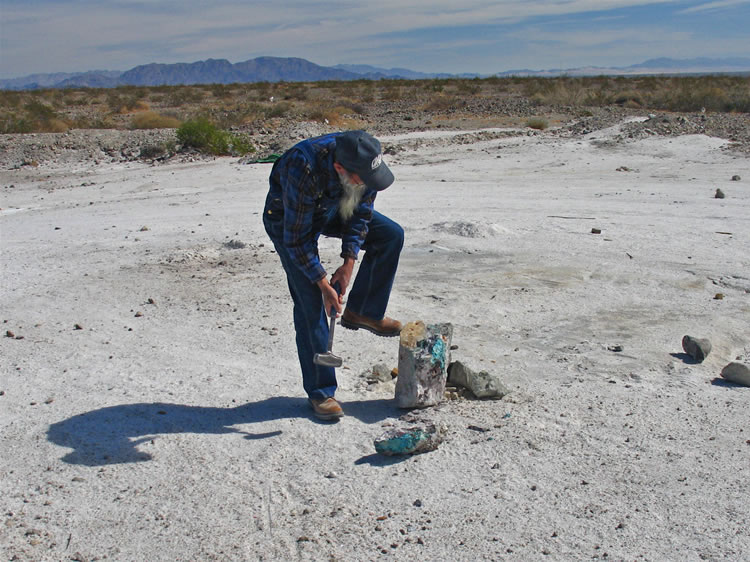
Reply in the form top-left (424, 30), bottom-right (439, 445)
top-left (731, 175), bottom-right (741, 181)
top-left (720, 363), bottom-right (750, 387)
top-left (682, 335), bottom-right (712, 362)
top-left (374, 420), bottom-right (446, 456)
top-left (368, 363), bottom-right (393, 384)
top-left (224, 239), bottom-right (246, 249)
top-left (447, 361), bottom-right (510, 399)
top-left (715, 188), bottom-right (725, 199)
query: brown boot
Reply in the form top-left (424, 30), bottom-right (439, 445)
top-left (308, 397), bottom-right (344, 421)
top-left (341, 309), bottom-right (402, 337)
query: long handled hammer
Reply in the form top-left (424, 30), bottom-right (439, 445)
top-left (313, 282), bottom-right (343, 368)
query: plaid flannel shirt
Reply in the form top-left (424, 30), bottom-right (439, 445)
top-left (264, 133), bottom-right (377, 284)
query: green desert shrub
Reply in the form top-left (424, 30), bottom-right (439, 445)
top-left (167, 87), bottom-right (204, 107)
top-left (423, 95), bottom-right (460, 112)
top-left (0, 90), bottom-right (23, 108)
top-left (456, 79), bottom-right (482, 95)
top-left (282, 83), bottom-right (310, 101)
top-left (611, 90), bottom-right (644, 107)
top-left (130, 111), bottom-right (181, 129)
top-left (2, 101), bottom-right (71, 133)
top-left (139, 141), bottom-right (176, 159)
top-left (525, 117), bottom-right (549, 130)
top-left (72, 116), bottom-right (116, 129)
top-left (176, 118), bottom-right (254, 156)
top-left (668, 85), bottom-right (729, 112)
top-left (266, 101), bottom-right (293, 118)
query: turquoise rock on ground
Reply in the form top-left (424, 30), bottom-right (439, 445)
top-left (374, 423), bottom-right (445, 456)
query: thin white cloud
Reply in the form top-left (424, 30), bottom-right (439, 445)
top-left (0, 0), bottom-right (747, 78)
top-left (679, 0), bottom-right (750, 13)
top-left (515, 26), bottom-right (694, 49)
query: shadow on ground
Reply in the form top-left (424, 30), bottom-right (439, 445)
top-left (670, 352), bottom-right (700, 365)
top-left (48, 396), bottom-right (401, 466)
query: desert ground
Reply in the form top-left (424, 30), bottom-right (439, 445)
top-left (1, 116), bottom-right (749, 561)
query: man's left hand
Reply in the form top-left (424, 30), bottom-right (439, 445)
top-left (330, 257), bottom-right (355, 296)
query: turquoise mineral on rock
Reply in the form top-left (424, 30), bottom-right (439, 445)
top-left (374, 423), bottom-right (445, 456)
top-left (428, 337), bottom-right (447, 369)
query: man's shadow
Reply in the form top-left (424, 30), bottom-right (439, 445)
top-left (48, 396), bottom-right (401, 466)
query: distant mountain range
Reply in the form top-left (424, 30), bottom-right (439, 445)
top-left (496, 57), bottom-right (750, 77)
top-left (2, 56), bottom-right (749, 90)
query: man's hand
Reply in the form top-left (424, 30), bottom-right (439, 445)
top-left (317, 277), bottom-right (343, 317)
top-left (330, 257), bottom-right (355, 297)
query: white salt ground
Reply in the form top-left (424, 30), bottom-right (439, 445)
top-left (1, 122), bottom-right (749, 561)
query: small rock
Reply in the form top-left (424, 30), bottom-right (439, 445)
top-left (731, 175), bottom-right (741, 181)
top-left (413, 499), bottom-right (423, 507)
top-left (225, 239), bottom-right (246, 249)
top-left (368, 363), bottom-right (393, 384)
top-left (608, 345), bottom-right (624, 352)
top-left (325, 472), bottom-right (338, 479)
top-left (715, 188), bottom-right (725, 199)
top-left (714, 293), bottom-right (724, 300)
top-left (5, 330), bottom-right (15, 338)
top-left (74, 324), bottom-right (83, 330)
top-left (591, 228), bottom-right (602, 234)
top-left (682, 335), bottom-right (712, 362)
top-left (134, 311), bottom-right (143, 318)
top-left (374, 422), bottom-right (446, 456)
top-left (720, 362), bottom-right (750, 387)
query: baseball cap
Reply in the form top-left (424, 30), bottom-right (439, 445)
top-left (335, 130), bottom-right (394, 191)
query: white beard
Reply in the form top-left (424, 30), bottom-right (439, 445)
top-left (337, 170), bottom-right (366, 222)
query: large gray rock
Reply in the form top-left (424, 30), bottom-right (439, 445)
top-left (720, 362), bottom-right (750, 387)
top-left (448, 361), bottom-right (510, 399)
top-left (682, 335), bottom-right (712, 362)
top-left (395, 321), bottom-right (453, 408)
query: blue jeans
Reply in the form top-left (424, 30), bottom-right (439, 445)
top-left (264, 211), bottom-right (404, 399)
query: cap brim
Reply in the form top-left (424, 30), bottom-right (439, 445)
top-left (360, 161), bottom-right (394, 191)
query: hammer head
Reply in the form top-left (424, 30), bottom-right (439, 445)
top-left (313, 352), bottom-right (343, 368)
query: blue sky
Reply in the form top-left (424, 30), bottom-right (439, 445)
top-left (1, 0), bottom-right (749, 78)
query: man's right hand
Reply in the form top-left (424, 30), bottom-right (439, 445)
top-left (317, 277), bottom-right (343, 317)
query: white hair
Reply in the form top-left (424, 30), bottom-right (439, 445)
top-left (337, 169), bottom-right (366, 222)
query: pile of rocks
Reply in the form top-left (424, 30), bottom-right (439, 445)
top-left (614, 112), bottom-right (750, 153)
